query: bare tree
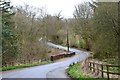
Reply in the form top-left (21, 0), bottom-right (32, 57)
top-left (73, 2), bottom-right (93, 19)
top-left (72, 2), bottom-right (93, 50)
top-left (14, 4), bottom-right (49, 63)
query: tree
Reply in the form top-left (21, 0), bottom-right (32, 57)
top-left (42, 14), bottom-right (64, 44)
top-left (73, 2), bottom-right (93, 19)
top-left (14, 5), bottom-right (49, 62)
top-left (1, 1), bottom-right (19, 66)
top-left (90, 2), bottom-right (118, 64)
top-left (73, 2), bottom-right (93, 50)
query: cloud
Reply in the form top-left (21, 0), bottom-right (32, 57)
top-left (11, 0), bottom-right (89, 18)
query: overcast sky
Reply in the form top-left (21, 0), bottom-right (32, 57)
top-left (11, 0), bottom-right (91, 18)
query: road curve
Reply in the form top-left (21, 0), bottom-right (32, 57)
top-left (2, 42), bottom-right (90, 78)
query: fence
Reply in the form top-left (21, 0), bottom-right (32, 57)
top-left (88, 61), bottom-right (120, 80)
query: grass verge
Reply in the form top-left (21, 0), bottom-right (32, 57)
top-left (67, 62), bottom-right (101, 80)
top-left (0, 61), bottom-right (52, 71)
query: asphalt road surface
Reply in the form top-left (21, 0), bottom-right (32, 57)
top-left (2, 42), bottom-right (90, 79)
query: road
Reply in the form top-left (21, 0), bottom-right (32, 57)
top-left (2, 42), bottom-right (90, 79)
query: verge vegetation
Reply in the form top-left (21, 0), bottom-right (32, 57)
top-left (0, 61), bottom-right (52, 71)
top-left (67, 62), bottom-right (101, 80)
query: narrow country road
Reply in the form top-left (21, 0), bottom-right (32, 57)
top-left (2, 42), bottom-right (90, 79)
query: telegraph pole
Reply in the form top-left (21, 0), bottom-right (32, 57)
top-left (66, 20), bottom-right (69, 52)
top-left (67, 28), bottom-right (69, 52)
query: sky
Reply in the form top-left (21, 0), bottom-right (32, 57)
top-left (10, 0), bottom-right (90, 18)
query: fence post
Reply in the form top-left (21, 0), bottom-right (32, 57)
top-left (90, 62), bottom-right (92, 71)
top-left (96, 64), bottom-right (99, 75)
top-left (11, 62), bottom-right (14, 66)
top-left (93, 63), bottom-right (95, 72)
top-left (106, 65), bottom-right (109, 80)
top-left (24, 60), bottom-right (25, 64)
top-left (29, 60), bottom-right (30, 63)
top-left (101, 64), bottom-right (104, 78)
top-left (50, 56), bottom-right (53, 61)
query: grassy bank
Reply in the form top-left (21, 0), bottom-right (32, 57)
top-left (67, 62), bottom-right (100, 80)
top-left (1, 61), bottom-right (52, 71)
